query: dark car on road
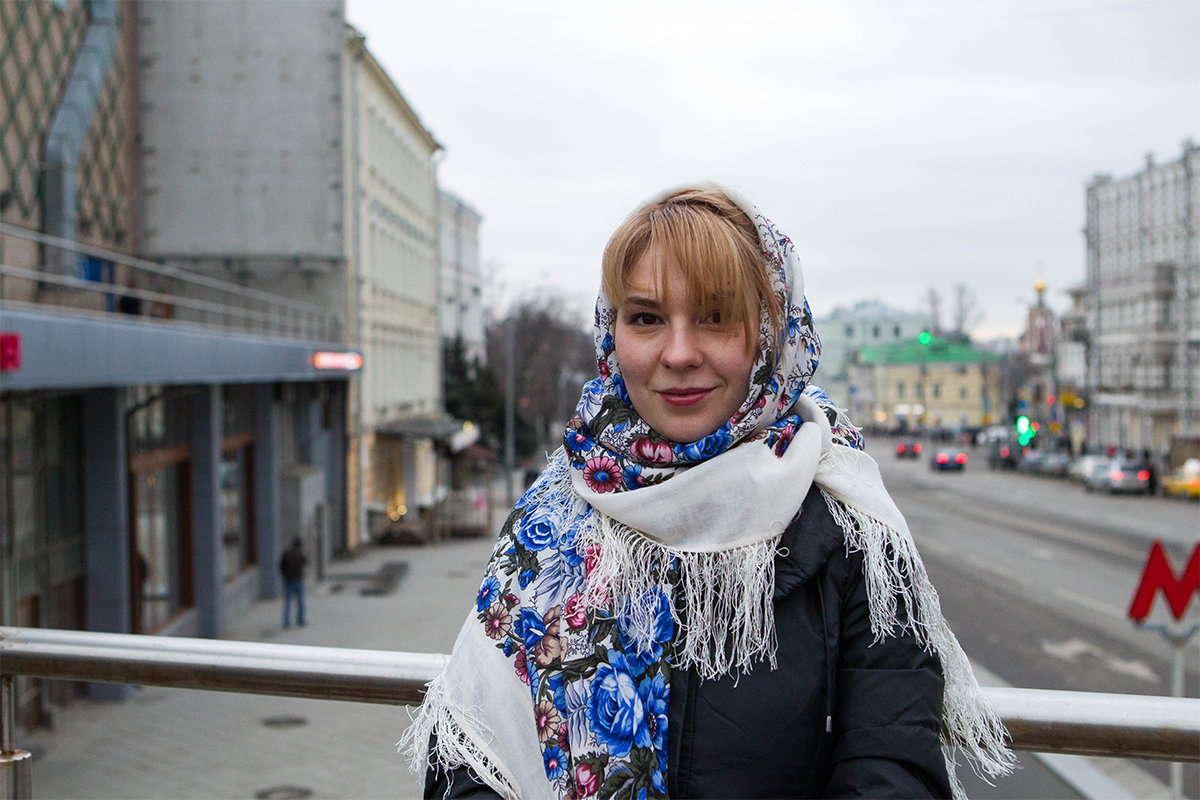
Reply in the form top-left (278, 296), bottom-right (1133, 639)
top-left (895, 439), bottom-right (923, 459)
top-left (987, 441), bottom-right (1019, 470)
top-left (930, 449), bottom-right (968, 472)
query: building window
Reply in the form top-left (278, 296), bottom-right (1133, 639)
top-left (845, 324), bottom-right (854, 338)
top-left (916, 382), bottom-right (924, 399)
top-left (893, 325), bottom-right (901, 338)
top-left (897, 382), bottom-right (905, 399)
top-left (128, 389), bottom-right (193, 634)
top-left (933, 383), bottom-right (941, 398)
top-left (873, 325), bottom-right (880, 338)
top-left (960, 387), bottom-right (969, 399)
top-left (221, 386), bottom-right (257, 582)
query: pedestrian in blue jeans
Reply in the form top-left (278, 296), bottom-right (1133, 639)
top-left (280, 538), bottom-right (307, 628)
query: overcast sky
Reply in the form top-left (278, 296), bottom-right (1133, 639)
top-left (346, 0), bottom-right (1199, 339)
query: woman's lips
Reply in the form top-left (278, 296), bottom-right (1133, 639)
top-left (658, 388), bottom-right (713, 407)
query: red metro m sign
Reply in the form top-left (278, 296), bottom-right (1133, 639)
top-left (1128, 541), bottom-right (1200, 623)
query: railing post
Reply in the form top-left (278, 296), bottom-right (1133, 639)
top-left (0, 675), bottom-right (32, 800)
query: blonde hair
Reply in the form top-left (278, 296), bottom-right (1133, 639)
top-left (601, 187), bottom-right (780, 349)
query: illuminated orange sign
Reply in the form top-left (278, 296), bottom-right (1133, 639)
top-left (312, 351), bottom-right (363, 370)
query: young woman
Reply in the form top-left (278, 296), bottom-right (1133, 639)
top-left (405, 186), bottom-right (1012, 799)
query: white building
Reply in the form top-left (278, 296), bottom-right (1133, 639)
top-left (815, 301), bottom-right (929, 408)
top-left (344, 27), bottom-right (448, 542)
top-left (134, 3), bottom-right (450, 549)
top-left (438, 190), bottom-right (486, 365)
top-left (1083, 142), bottom-right (1200, 455)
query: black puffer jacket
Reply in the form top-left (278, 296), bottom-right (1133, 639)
top-left (427, 486), bottom-right (952, 799)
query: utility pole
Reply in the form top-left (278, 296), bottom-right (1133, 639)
top-left (504, 314), bottom-right (515, 508)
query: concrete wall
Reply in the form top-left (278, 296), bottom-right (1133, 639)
top-left (138, 0), bottom-right (344, 261)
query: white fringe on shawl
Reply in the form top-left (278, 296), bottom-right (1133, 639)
top-left (402, 674), bottom-right (521, 800)
top-left (580, 511), bottom-right (781, 681)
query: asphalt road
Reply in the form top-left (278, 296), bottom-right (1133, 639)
top-left (872, 435), bottom-right (1200, 799)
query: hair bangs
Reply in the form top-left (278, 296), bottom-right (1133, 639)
top-left (602, 188), bottom-right (781, 352)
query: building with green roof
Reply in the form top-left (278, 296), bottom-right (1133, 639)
top-left (847, 335), bottom-right (1001, 431)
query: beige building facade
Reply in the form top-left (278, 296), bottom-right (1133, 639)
top-left (343, 29), bottom-right (447, 546)
top-left (849, 337), bottom-right (1001, 432)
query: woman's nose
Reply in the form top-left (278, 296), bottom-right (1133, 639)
top-left (661, 323), bottom-right (703, 369)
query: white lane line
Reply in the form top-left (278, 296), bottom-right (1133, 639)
top-left (963, 552), bottom-right (1035, 588)
top-left (1052, 586), bottom-right (1125, 621)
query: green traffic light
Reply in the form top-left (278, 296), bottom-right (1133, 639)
top-left (1016, 416), bottom-right (1030, 434)
top-left (919, 331), bottom-right (931, 345)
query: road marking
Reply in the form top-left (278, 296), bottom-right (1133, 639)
top-left (1052, 586), bottom-right (1124, 621)
top-left (1040, 638), bottom-right (1160, 684)
top-left (963, 552), bottom-right (1034, 587)
top-left (1030, 547), bottom-right (1054, 561)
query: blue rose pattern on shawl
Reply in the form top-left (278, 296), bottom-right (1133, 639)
top-left (469, 202), bottom-right (866, 800)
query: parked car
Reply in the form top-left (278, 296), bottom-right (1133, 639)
top-left (930, 449), bottom-right (968, 472)
top-left (1163, 458), bottom-right (1200, 500)
top-left (896, 439), bottom-right (923, 459)
top-left (1083, 458), bottom-right (1152, 494)
top-left (1036, 452), bottom-right (1072, 478)
top-left (1018, 450), bottom-right (1044, 473)
top-left (987, 441), bottom-right (1018, 470)
top-left (1069, 454), bottom-right (1106, 483)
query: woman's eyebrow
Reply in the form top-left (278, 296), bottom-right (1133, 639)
top-left (624, 295), bottom-right (661, 310)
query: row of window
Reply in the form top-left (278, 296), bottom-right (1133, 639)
top-left (842, 323), bottom-right (905, 339)
top-left (894, 381), bottom-right (971, 400)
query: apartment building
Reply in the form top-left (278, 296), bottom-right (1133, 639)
top-left (0, 0), bottom-right (359, 730)
top-left (1083, 142), bottom-right (1200, 455)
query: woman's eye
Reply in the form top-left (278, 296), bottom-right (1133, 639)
top-left (627, 312), bottom-right (659, 326)
top-left (702, 310), bottom-right (722, 324)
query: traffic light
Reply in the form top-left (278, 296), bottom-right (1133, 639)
top-left (918, 331), bottom-right (932, 345)
top-left (1016, 415), bottom-right (1036, 446)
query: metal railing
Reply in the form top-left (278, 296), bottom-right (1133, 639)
top-left (1, 627), bottom-right (1198, 798)
top-left (0, 223), bottom-right (342, 342)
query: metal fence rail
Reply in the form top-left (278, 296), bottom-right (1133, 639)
top-left (1, 627), bottom-right (1198, 797)
top-left (0, 223), bottom-right (341, 341)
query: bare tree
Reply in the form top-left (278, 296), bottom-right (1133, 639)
top-left (951, 283), bottom-right (984, 339)
top-left (487, 295), bottom-right (596, 452)
top-left (923, 288), bottom-right (942, 335)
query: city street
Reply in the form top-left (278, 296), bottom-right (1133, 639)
top-left (875, 435), bottom-right (1199, 799)
top-left (22, 439), bottom-right (1199, 799)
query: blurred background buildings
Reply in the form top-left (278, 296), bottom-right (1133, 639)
top-left (0, 0), bottom-right (482, 730)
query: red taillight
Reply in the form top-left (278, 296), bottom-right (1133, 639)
top-left (937, 454), bottom-right (949, 464)
top-left (956, 453), bottom-right (967, 464)
top-left (1110, 469), bottom-right (1124, 481)
top-left (1137, 470), bottom-right (1149, 481)
top-left (1000, 447), bottom-right (1009, 458)
top-left (897, 444), bottom-right (905, 453)
top-left (914, 443), bottom-right (922, 454)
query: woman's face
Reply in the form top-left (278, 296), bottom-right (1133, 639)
top-left (613, 248), bottom-right (755, 443)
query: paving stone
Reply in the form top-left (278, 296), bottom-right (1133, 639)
top-left (26, 536), bottom-right (499, 800)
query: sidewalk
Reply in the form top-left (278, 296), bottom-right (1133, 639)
top-left (24, 535), bottom-right (499, 800)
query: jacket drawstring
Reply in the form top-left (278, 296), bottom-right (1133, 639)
top-left (816, 576), bottom-right (834, 734)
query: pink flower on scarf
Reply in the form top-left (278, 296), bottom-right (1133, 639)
top-left (576, 763), bottom-right (600, 798)
top-left (630, 437), bottom-right (673, 463)
top-left (584, 543), bottom-right (601, 576)
top-left (597, 358), bottom-right (609, 379)
top-left (563, 592), bottom-right (587, 629)
top-left (514, 645), bottom-right (531, 686)
top-left (774, 422), bottom-right (795, 458)
top-left (582, 456), bottom-right (620, 493)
